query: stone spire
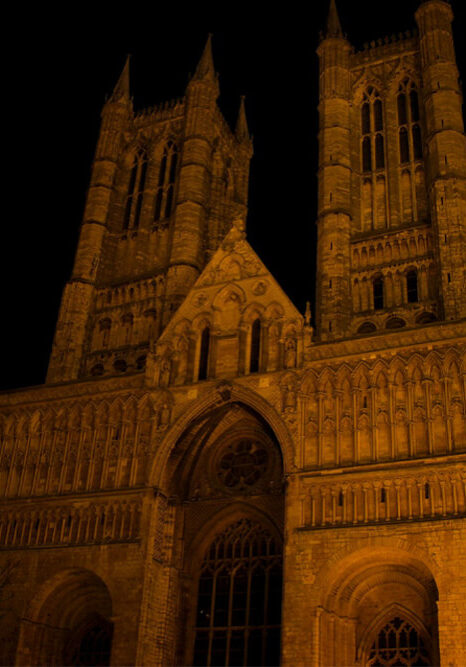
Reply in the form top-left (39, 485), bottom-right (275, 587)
top-left (109, 55), bottom-right (130, 103)
top-left (235, 96), bottom-right (251, 143)
top-left (192, 34), bottom-right (217, 83)
top-left (326, 0), bottom-right (343, 38)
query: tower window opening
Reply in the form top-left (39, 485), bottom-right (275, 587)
top-left (198, 326), bottom-right (210, 381)
top-left (363, 137), bottom-right (372, 172)
top-left (375, 134), bottom-right (385, 169)
top-left (373, 276), bottom-right (384, 310)
top-left (360, 89), bottom-right (385, 174)
top-left (123, 150), bottom-right (148, 230)
top-left (338, 491), bottom-right (343, 507)
top-left (154, 141), bottom-right (178, 222)
top-left (380, 488), bottom-right (386, 503)
top-left (398, 81), bottom-right (423, 164)
top-left (425, 483), bottom-right (430, 499)
top-left (250, 319), bottom-right (261, 374)
top-left (399, 128), bottom-right (410, 163)
top-left (407, 270), bottom-right (419, 303)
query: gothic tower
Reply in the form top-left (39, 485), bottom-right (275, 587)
top-left (47, 38), bottom-right (252, 383)
top-left (316, 0), bottom-right (466, 341)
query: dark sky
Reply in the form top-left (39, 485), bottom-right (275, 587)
top-left (2, 0), bottom-right (465, 391)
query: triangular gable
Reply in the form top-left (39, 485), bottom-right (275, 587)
top-left (149, 219), bottom-right (304, 385)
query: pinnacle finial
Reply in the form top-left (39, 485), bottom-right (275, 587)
top-left (327, 0), bottom-right (343, 38)
top-left (109, 55), bottom-right (130, 103)
top-left (192, 34), bottom-right (217, 82)
top-left (305, 301), bottom-right (312, 326)
top-left (235, 96), bottom-right (251, 143)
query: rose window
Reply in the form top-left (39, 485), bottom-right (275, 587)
top-left (217, 440), bottom-right (269, 490)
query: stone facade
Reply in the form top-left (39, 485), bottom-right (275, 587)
top-left (0, 2), bottom-right (465, 666)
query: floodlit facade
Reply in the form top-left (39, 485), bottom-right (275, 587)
top-left (1, 1), bottom-right (465, 665)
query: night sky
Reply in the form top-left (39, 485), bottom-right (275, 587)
top-left (2, 0), bottom-right (465, 391)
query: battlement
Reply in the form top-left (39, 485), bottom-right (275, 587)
top-left (351, 30), bottom-right (419, 66)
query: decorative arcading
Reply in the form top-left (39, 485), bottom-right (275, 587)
top-left (300, 348), bottom-right (466, 468)
top-left (300, 468), bottom-right (465, 529)
top-left (0, 498), bottom-right (141, 548)
top-left (0, 397), bottom-right (157, 498)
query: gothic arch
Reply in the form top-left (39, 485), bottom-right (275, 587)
top-left (184, 501), bottom-right (283, 578)
top-left (150, 382), bottom-right (295, 489)
top-left (315, 543), bottom-right (440, 666)
top-left (16, 568), bottom-right (113, 667)
top-left (358, 603), bottom-right (433, 665)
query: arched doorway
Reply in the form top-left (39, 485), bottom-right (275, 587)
top-left (164, 401), bottom-right (285, 667)
top-left (16, 569), bottom-right (113, 666)
top-left (320, 548), bottom-right (440, 667)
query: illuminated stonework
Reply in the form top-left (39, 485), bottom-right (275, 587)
top-left (0, 2), bottom-right (465, 666)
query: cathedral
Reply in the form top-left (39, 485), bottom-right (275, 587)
top-left (1, 0), bottom-right (465, 665)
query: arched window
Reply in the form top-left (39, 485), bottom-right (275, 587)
top-left (373, 276), bottom-right (384, 310)
top-left (123, 150), bottom-right (148, 230)
top-left (154, 141), bottom-right (178, 222)
top-left (360, 88), bottom-right (385, 174)
top-left (367, 617), bottom-right (430, 666)
top-left (192, 519), bottom-right (282, 667)
top-left (250, 319), bottom-right (261, 373)
top-left (198, 326), bottom-right (210, 381)
top-left (407, 270), bottom-right (419, 303)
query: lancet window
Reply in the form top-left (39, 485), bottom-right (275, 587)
top-left (361, 88), bottom-right (385, 173)
top-left (192, 519), bottom-right (282, 667)
top-left (249, 319), bottom-right (261, 373)
top-left (373, 276), bottom-right (384, 310)
top-left (407, 269), bottom-right (419, 303)
top-left (154, 141), bottom-right (178, 222)
top-left (398, 80), bottom-right (423, 164)
top-left (360, 88), bottom-right (387, 230)
top-left (198, 326), bottom-right (210, 381)
top-left (123, 150), bottom-right (148, 230)
top-left (397, 80), bottom-right (427, 223)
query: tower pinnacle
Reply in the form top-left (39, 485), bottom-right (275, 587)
top-left (109, 55), bottom-right (130, 103)
top-left (326, 0), bottom-right (344, 38)
top-left (235, 96), bottom-right (251, 143)
top-left (192, 34), bottom-right (217, 83)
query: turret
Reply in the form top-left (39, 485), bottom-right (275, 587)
top-left (73, 56), bottom-right (132, 282)
top-left (164, 36), bottom-right (220, 321)
top-left (315, 0), bottom-right (353, 341)
top-left (416, 0), bottom-right (466, 320)
top-left (47, 59), bottom-right (131, 382)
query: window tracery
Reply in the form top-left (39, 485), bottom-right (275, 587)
top-left (217, 440), bottom-right (269, 491)
top-left (193, 519), bottom-right (282, 667)
top-left (367, 617), bottom-right (430, 666)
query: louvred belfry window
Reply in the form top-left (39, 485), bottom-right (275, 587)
top-left (192, 519), bottom-right (282, 667)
